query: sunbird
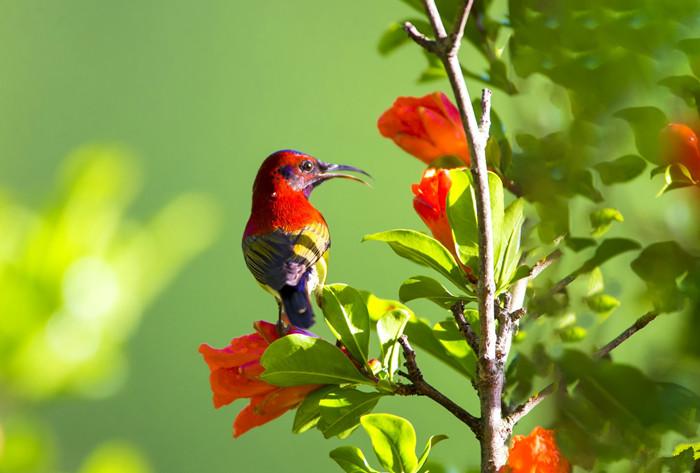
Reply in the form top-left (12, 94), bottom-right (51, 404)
top-left (242, 150), bottom-right (369, 330)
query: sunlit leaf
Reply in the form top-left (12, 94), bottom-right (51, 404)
top-left (399, 275), bottom-right (472, 309)
top-left (416, 434), bottom-right (449, 472)
top-left (589, 208), bottom-right (623, 238)
top-left (319, 388), bottom-right (384, 439)
top-left (323, 284), bottom-right (371, 365)
top-left (376, 310), bottom-right (410, 378)
top-left (293, 386), bottom-right (334, 434)
top-left (330, 446), bottom-right (379, 473)
top-left (363, 230), bottom-right (469, 288)
top-left (433, 315), bottom-right (477, 378)
top-left (361, 414), bottom-right (418, 473)
top-left (261, 335), bottom-right (371, 386)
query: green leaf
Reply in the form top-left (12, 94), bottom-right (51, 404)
top-left (433, 314), bottom-right (478, 378)
top-left (536, 199), bottom-right (569, 244)
top-left (376, 310), bottom-right (410, 379)
top-left (658, 163), bottom-right (697, 195)
top-left (584, 293), bottom-right (620, 315)
top-left (631, 241), bottom-right (699, 312)
top-left (416, 435), bottom-right (448, 472)
top-left (659, 75), bottom-right (700, 108)
top-left (558, 325), bottom-right (587, 342)
top-left (399, 275), bottom-right (472, 309)
top-left (553, 350), bottom-right (700, 466)
top-left (495, 198), bottom-right (524, 290)
top-left (293, 386), bottom-right (334, 434)
top-left (594, 155), bottom-right (646, 185)
top-left (361, 413), bottom-right (418, 473)
top-left (358, 291), bottom-right (472, 379)
top-left (323, 284), bottom-right (371, 365)
top-left (446, 169), bottom-right (504, 273)
top-left (330, 446), bottom-right (379, 473)
top-left (678, 38), bottom-right (700, 78)
top-left (319, 388), bottom-right (384, 439)
top-left (566, 237), bottom-right (596, 252)
top-left (573, 238), bottom-right (641, 275)
top-left (615, 107), bottom-right (668, 163)
top-left (363, 230), bottom-right (468, 288)
top-left (589, 208), bottom-right (624, 238)
top-left (261, 334), bottom-right (371, 386)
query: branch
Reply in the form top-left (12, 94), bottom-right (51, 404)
top-left (451, 300), bottom-right (480, 354)
top-left (529, 250), bottom-right (562, 280)
top-left (505, 310), bottom-right (661, 427)
top-left (408, 0), bottom-right (502, 467)
top-left (448, 0), bottom-right (474, 55)
top-left (594, 311), bottom-right (659, 359)
top-left (397, 336), bottom-right (482, 436)
top-left (403, 22), bottom-right (437, 52)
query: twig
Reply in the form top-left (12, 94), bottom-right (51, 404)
top-left (406, 1), bottom-right (503, 468)
top-left (594, 311), bottom-right (659, 360)
top-left (451, 300), bottom-right (480, 354)
top-left (397, 336), bottom-right (481, 436)
top-left (529, 250), bottom-right (562, 280)
top-left (505, 310), bottom-right (662, 427)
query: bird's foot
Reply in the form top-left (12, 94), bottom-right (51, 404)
top-left (276, 319), bottom-right (292, 337)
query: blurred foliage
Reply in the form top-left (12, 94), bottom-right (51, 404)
top-left (0, 146), bottom-right (218, 472)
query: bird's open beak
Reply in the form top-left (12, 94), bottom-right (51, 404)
top-left (316, 162), bottom-right (372, 186)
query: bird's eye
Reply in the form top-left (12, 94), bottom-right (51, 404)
top-left (299, 160), bottom-right (314, 173)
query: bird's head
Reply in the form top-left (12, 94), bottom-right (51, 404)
top-left (253, 150), bottom-right (370, 198)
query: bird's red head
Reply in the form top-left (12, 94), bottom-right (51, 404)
top-left (252, 150), bottom-right (370, 200)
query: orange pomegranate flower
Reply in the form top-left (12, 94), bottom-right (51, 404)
top-left (412, 167), bottom-right (458, 256)
top-left (660, 123), bottom-right (700, 180)
top-left (199, 321), bottom-right (321, 437)
top-left (499, 427), bottom-right (571, 473)
top-left (378, 92), bottom-right (470, 165)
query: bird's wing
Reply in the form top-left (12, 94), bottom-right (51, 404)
top-left (242, 222), bottom-right (330, 291)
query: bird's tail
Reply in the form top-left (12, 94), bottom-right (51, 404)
top-left (279, 278), bottom-right (315, 329)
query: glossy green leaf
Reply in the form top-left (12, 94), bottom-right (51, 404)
top-left (361, 413), bottom-right (418, 473)
top-left (319, 388), bottom-right (384, 439)
top-left (416, 434), bottom-right (448, 472)
top-left (589, 208), bottom-right (623, 238)
top-left (363, 230), bottom-right (468, 288)
top-left (323, 284), bottom-right (371, 365)
top-left (658, 163), bottom-right (697, 195)
top-left (293, 386), bottom-right (334, 434)
top-left (261, 335), bottom-right (371, 386)
top-left (399, 275), bottom-right (472, 309)
top-left (330, 446), bottom-right (379, 473)
top-left (594, 155), bottom-right (646, 185)
top-left (495, 198), bottom-right (524, 290)
top-left (376, 310), bottom-right (410, 379)
top-left (446, 169), bottom-right (504, 273)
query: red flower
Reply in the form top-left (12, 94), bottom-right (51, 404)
top-left (660, 123), bottom-right (700, 180)
top-left (499, 427), bottom-right (571, 473)
top-left (378, 92), bottom-right (470, 165)
top-left (412, 167), bottom-right (457, 255)
top-left (199, 321), bottom-right (321, 437)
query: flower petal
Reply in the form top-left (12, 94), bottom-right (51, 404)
top-left (233, 385), bottom-right (321, 437)
top-left (199, 333), bottom-right (269, 371)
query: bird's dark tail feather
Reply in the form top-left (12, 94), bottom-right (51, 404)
top-left (280, 279), bottom-right (315, 329)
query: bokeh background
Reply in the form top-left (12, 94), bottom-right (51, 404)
top-left (1, 1), bottom-right (699, 472)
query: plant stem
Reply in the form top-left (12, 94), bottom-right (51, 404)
top-left (405, 0), bottom-right (503, 469)
top-left (396, 336), bottom-right (482, 436)
top-left (505, 310), bottom-right (661, 427)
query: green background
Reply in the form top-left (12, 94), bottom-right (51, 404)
top-left (1, 1), bottom-right (694, 472)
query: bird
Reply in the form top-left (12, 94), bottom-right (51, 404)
top-left (242, 149), bottom-right (369, 331)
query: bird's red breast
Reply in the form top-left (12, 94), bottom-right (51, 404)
top-left (244, 150), bottom-right (327, 237)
